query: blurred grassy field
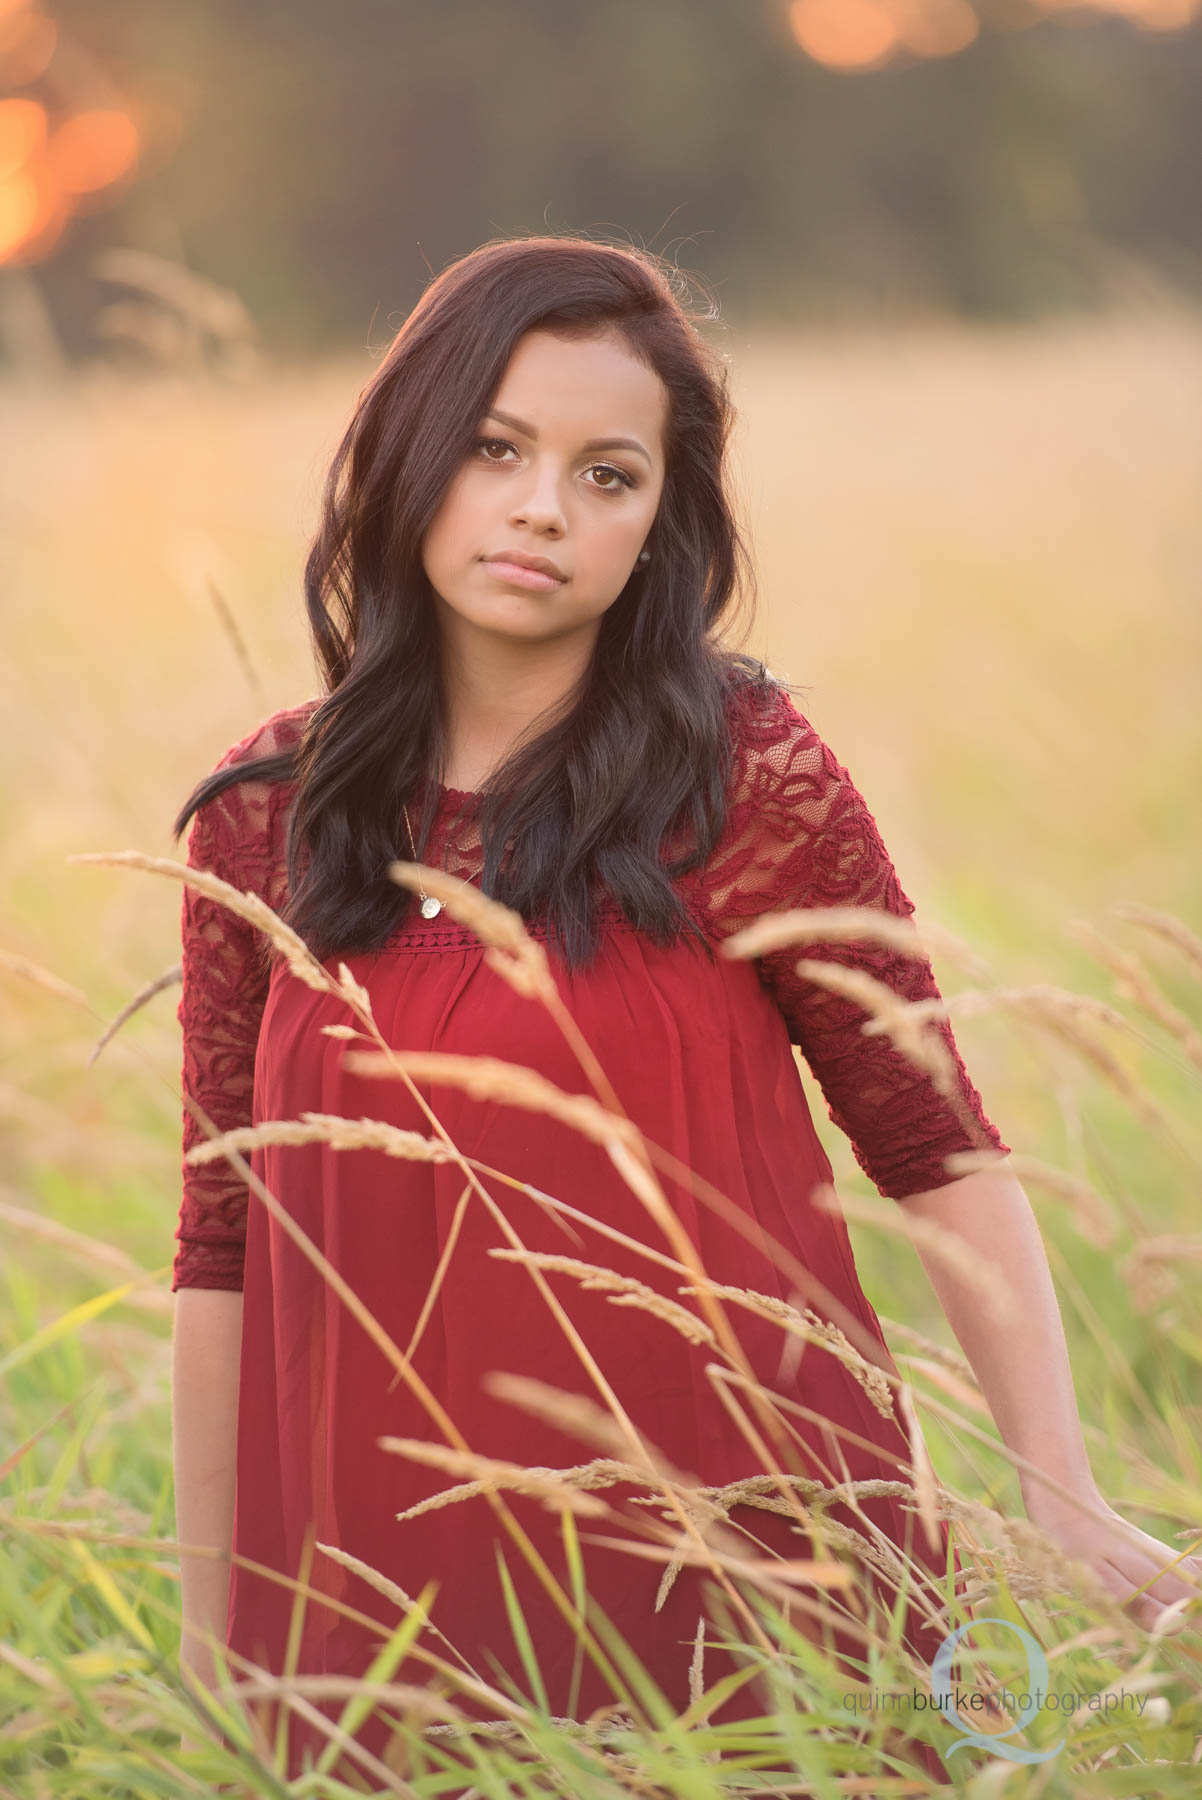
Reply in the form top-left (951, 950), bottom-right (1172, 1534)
top-left (2, 309), bottom-right (1201, 1789)
top-left (4, 307), bottom-right (1198, 1253)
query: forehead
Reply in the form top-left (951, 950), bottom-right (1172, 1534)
top-left (492, 329), bottom-right (668, 445)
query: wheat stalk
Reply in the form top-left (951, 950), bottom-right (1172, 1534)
top-left (67, 851), bottom-right (332, 993)
top-left (184, 1113), bottom-right (461, 1165)
top-left (0, 948), bottom-right (89, 1008)
top-left (1114, 902), bottom-right (1202, 983)
top-left (342, 1049), bottom-right (644, 1156)
top-left (389, 1456), bottom-right (653, 1522)
top-left (717, 903), bottom-right (930, 962)
top-left (675, 1279), bottom-right (896, 1417)
top-left (1069, 918), bottom-right (1202, 1071)
top-left (488, 1250), bottom-right (718, 1347)
top-left (376, 1439), bottom-right (614, 1519)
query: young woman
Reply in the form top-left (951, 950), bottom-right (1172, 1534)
top-left (171, 235), bottom-right (1197, 1787)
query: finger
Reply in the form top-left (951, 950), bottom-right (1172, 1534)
top-left (1156, 1555), bottom-right (1202, 1635)
top-left (1107, 1539), bottom-right (1200, 1609)
top-left (1178, 1554), bottom-right (1202, 1596)
top-left (1100, 1553), bottom-right (1184, 1633)
top-left (1157, 1553), bottom-right (1202, 1626)
top-left (1101, 1548), bottom-right (1166, 1634)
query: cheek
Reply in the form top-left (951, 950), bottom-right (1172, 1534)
top-left (424, 484), bottom-right (472, 565)
top-left (586, 507), bottom-right (648, 558)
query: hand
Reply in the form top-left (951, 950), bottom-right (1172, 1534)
top-left (1025, 1487), bottom-right (1202, 1633)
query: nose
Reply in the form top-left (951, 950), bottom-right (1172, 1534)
top-left (508, 458), bottom-right (567, 536)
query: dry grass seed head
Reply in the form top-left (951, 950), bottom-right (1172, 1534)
top-left (185, 1112), bottom-right (459, 1167)
top-left (645, 1470), bottom-right (923, 1598)
top-left (481, 1370), bottom-right (704, 1499)
top-left (0, 948), bottom-right (89, 1009)
top-left (790, 960), bottom-right (961, 1090)
top-left (489, 1249), bottom-right (717, 1347)
top-left (69, 851), bottom-right (333, 992)
top-left (342, 1049), bottom-right (642, 1155)
top-left (1122, 1233), bottom-right (1202, 1311)
top-left (1068, 919), bottom-right (1202, 1071)
top-left (391, 1457), bottom-right (654, 1523)
top-left (965, 981), bottom-right (1170, 1129)
top-left (376, 1440), bottom-right (614, 1519)
top-left (86, 964), bottom-right (185, 1066)
top-left (1113, 902), bottom-right (1202, 984)
top-left (718, 904), bottom-right (928, 963)
top-left (677, 1279), bottom-right (896, 1418)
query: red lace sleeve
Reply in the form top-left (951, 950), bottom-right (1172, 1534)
top-left (716, 680), bottom-right (1011, 1200)
top-left (172, 705), bottom-right (311, 1292)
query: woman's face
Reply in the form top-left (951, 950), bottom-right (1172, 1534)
top-left (421, 327), bottom-right (668, 659)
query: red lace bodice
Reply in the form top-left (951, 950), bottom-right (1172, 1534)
top-left (174, 680), bottom-right (1010, 1290)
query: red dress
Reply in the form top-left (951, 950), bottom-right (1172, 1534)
top-left (175, 678), bottom-right (1010, 1785)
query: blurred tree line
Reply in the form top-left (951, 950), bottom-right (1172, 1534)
top-left (30, 0), bottom-right (1202, 358)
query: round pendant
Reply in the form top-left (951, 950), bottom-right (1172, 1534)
top-left (420, 895), bottom-right (443, 920)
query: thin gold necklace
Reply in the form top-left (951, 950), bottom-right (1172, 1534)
top-left (401, 801), bottom-right (444, 918)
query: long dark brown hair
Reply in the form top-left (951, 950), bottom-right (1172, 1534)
top-left (172, 233), bottom-right (798, 971)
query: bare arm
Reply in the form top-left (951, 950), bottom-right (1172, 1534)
top-left (899, 1165), bottom-right (1200, 1629)
top-left (173, 1288), bottom-right (243, 1700)
top-left (900, 1165), bottom-right (1097, 1513)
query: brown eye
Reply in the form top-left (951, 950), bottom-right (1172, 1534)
top-left (586, 463), bottom-right (636, 493)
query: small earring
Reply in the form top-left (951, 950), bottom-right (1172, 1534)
top-left (637, 548), bottom-right (650, 564)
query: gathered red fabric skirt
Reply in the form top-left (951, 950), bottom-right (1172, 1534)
top-left (223, 903), bottom-right (964, 1785)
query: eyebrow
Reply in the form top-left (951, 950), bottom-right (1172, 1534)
top-left (484, 407), bottom-right (652, 465)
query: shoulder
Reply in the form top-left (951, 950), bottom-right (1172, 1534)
top-left (187, 698), bottom-right (319, 902)
top-left (724, 667), bottom-right (819, 753)
top-left (723, 670), bottom-right (834, 814)
top-left (209, 695), bottom-right (319, 777)
top-left (708, 679), bottom-right (913, 923)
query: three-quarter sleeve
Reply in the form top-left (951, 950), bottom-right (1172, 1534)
top-left (736, 683), bottom-right (1011, 1200)
top-left (172, 761), bottom-right (273, 1292)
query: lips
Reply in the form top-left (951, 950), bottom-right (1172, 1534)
top-left (482, 553), bottom-right (566, 593)
top-left (483, 550), bottom-right (566, 580)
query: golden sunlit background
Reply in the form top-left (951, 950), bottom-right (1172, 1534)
top-left (2, 4), bottom-right (1202, 1788)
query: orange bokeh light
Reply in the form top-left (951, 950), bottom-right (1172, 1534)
top-left (0, 5), bottom-right (56, 87)
top-left (787, 0), bottom-right (979, 69)
top-left (46, 107), bottom-right (138, 193)
top-left (1034, 0), bottom-right (1200, 22)
top-left (788, 0), bottom-right (901, 69)
top-left (0, 147), bottom-right (67, 262)
top-left (900, 0), bottom-right (979, 57)
top-left (0, 163), bottom-right (37, 251)
top-left (0, 93), bottom-right (45, 173)
top-left (788, 0), bottom-right (1201, 68)
top-left (0, 96), bottom-right (139, 262)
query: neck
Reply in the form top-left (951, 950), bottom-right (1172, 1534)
top-left (438, 621), bottom-right (595, 789)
